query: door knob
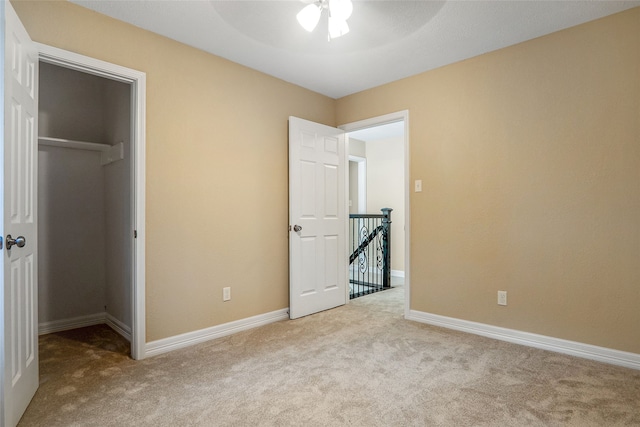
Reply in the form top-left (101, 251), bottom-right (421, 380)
top-left (293, 225), bottom-right (302, 232)
top-left (6, 235), bottom-right (26, 250)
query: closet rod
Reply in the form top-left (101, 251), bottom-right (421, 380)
top-left (38, 136), bottom-right (110, 152)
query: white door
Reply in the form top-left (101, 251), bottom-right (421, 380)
top-left (289, 117), bottom-right (347, 319)
top-left (2, 2), bottom-right (39, 425)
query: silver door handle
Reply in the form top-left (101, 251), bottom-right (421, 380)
top-left (293, 225), bottom-right (302, 232)
top-left (6, 235), bottom-right (26, 250)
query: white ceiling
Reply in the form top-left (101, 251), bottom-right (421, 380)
top-left (71, 0), bottom-right (640, 99)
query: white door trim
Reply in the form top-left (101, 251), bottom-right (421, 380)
top-left (36, 43), bottom-right (147, 360)
top-left (339, 110), bottom-right (410, 317)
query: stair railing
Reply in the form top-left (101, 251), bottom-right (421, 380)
top-left (348, 208), bottom-right (392, 299)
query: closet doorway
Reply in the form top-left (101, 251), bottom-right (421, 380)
top-left (36, 45), bottom-right (146, 359)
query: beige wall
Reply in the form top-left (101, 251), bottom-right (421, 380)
top-left (13, 1), bottom-right (336, 342)
top-left (337, 8), bottom-right (640, 354)
top-left (14, 1), bottom-right (640, 355)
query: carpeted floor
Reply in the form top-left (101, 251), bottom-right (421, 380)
top-left (20, 286), bottom-right (640, 426)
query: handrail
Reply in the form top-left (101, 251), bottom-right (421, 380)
top-left (349, 213), bottom-right (384, 219)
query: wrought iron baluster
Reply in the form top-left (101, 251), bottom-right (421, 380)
top-left (348, 208), bottom-right (392, 299)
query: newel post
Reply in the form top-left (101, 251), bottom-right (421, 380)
top-left (381, 208), bottom-right (393, 289)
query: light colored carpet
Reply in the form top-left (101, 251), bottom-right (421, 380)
top-left (20, 286), bottom-right (640, 426)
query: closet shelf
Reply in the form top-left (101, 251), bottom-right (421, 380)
top-left (38, 136), bottom-right (111, 152)
top-left (38, 136), bottom-right (124, 166)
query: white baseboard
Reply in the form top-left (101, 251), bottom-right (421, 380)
top-left (391, 270), bottom-right (405, 278)
top-left (106, 313), bottom-right (132, 342)
top-left (407, 310), bottom-right (640, 371)
top-left (145, 308), bottom-right (290, 358)
top-left (39, 313), bottom-right (105, 335)
top-left (39, 312), bottom-right (132, 342)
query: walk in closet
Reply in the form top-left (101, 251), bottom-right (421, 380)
top-left (38, 61), bottom-right (133, 341)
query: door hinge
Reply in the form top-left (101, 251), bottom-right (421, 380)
top-left (134, 230), bottom-right (137, 239)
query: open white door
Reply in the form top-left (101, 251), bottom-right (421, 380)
top-left (2, 2), bottom-right (39, 425)
top-left (289, 117), bottom-right (347, 319)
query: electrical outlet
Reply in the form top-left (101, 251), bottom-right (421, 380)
top-left (223, 287), bottom-right (231, 302)
top-left (497, 291), bottom-right (507, 306)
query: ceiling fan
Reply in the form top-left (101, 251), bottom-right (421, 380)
top-left (296, 0), bottom-right (354, 40)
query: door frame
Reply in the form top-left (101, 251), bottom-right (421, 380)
top-left (339, 110), bottom-right (410, 317)
top-left (37, 43), bottom-right (147, 359)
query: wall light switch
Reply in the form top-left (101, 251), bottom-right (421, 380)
top-left (497, 291), bottom-right (507, 306)
top-left (415, 180), bottom-right (422, 192)
top-left (223, 287), bottom-right (231, 302)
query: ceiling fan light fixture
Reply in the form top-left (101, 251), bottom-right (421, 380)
top-left (329, 0), bottom-right (353, 21)
top-left (297, 3), bottom-right (322, 32)
top-left (328, 17), bottom-right (349, 39)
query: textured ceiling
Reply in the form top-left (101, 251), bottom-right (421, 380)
top-left (71, 1), bottom-right (640, 99)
